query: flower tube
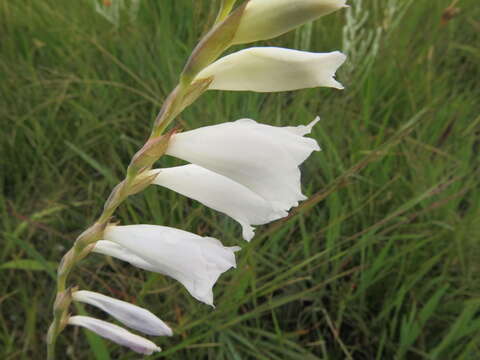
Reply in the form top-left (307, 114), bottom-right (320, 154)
top-left (72, 290), bottom-right (172, 336)
top-left (68, 316), bottom-right (161, 355)
top-left (195, 47), bottom-right (346, 92)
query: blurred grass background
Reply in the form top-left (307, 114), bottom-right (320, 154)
top-left (1, 0), bottom-right (479, 359)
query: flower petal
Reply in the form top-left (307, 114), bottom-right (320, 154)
top-left (72, 290), bottom-right (172, 336)
top-left (195, 47), bottom-right (346, 92)
top-left (233, 0), bottom-right (348, 44)
top-left (166, 117), bottom-right (320, 211)
top-left (68, 316), bottom-right (161, 355)
top-left (103, 225), bottom-right (240, 306)
top-left (93, 240), bottom-right (158, 273)
top-left (150, 165), bottom-right (288, 241)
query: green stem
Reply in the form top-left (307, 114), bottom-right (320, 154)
top-left (47, 323), bottom-right (57, 360)
top-left (47, 340), bottom-right (55, 360)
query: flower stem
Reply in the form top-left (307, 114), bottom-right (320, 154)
top-left (47, 0), bottom-right (235, 355)
top-left (46, 80), bottom-right (191, 358)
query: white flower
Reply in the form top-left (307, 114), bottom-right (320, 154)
top-left (150, 165), bottom-right (288, 241)
top-left (68, 315), bottom-right (161, 355)
top-left (72, 290), bottom-right (172, 336)
top-left (97, 225), bottom-right (240, 306)
top-left (165, 117), bottom-right (320, 214)
top-left (233, 0), bottom-right (348, 44)
top-left (195, 47), bottom-right (346, 92)
top-left (94, 240), bottom-right (159, 272)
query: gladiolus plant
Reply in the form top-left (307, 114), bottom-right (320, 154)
top-left (47, 0), bottom-right (348, 357)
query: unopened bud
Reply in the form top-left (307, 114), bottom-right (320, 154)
top-left (232, 0), bottom-right (348, 45)
top-left (195, 47), bottom-right (346, 92)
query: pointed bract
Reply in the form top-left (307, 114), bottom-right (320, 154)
top-left (102, 225), bottom-right (240, 306)
top-left (72, 290), bottom-right (172, 336)
top-left (196, 47), bottom-right (346, 92)
top-left (68, 316), bottom-right (161, 355)
top-left (166, 117), bottom-right (321, 212)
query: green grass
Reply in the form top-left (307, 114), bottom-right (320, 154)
top-left (1, 0), bottom-right (479, 359)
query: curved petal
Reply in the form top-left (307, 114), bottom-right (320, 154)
top-left (233, 0), bottom-right (348, 44)
top-left (103, 225), bottom-right (240, 306)
top-left (93, 240), bottom-right (160, 273)
top-left (150, 165), bottom-right (288, 241)
top-left (195, 47), bottom-right (346, 92)
top-left (166, 117), bottom-right (320, 211)
top-left (68, 316), bottom-right (161, 355)
top-left (72, 290), bottom-right (172, 336)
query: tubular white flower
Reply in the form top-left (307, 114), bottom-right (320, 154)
top-left (149, 165), bottom-right (288, 241)
top-left (166, 117), bottom-right (320, 212)
top-left (233, 0), bottom-right (348, 45)
top-left (93, 240), bottom-right (159, 272)
top-left (195, 47), bottom-right (346, 92)
top-left (68, 316), bottom-right (161, 355)
top-left (72, 290), bottom-right (172, 336)
top-left (101, 225), bottom-right (240, 306)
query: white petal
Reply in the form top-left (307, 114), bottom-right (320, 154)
top-left (195, 47), bottom-right (346, 92)
top-left (149, 165), bottom-right (288, 241)
top-left (93, 240), bottom-right (158, 273)
top-left (233, 0), bottom-right (348, 44)
top-left (103, 225), bottom-right (240, 306)
top-left (283, 116), bottom-right (321, 136)
top-left (72, 290), bottom-right (172, 336)
top-left (166, 118), bottom-right (320, 211)
top-left (68, 316), bottom-right (161, 355)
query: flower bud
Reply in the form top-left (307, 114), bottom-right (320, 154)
top-left (232, 0), bottom-right (348, 45)
top-left (195, 47), bottom-right (346, 92)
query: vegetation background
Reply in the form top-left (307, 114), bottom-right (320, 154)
top-left (1, 0), bottom-right (479, 359)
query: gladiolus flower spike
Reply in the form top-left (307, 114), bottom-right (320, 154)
top-left (48, 1), bottom-right (347, 358)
